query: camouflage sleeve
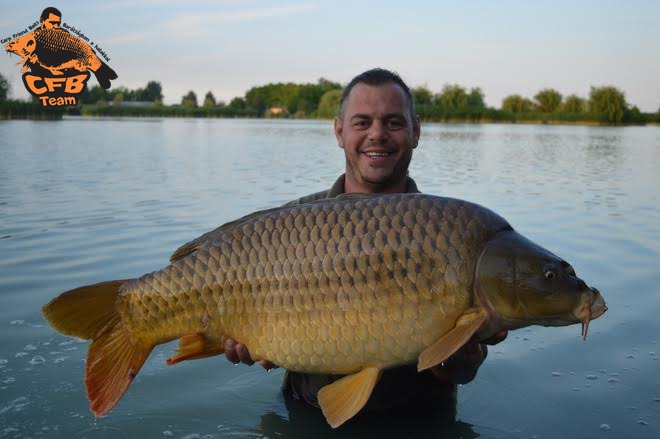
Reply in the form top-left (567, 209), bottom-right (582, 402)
top-left (281, 189), bottom-right (330, 207)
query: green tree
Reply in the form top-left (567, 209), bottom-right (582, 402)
top-left (562, 94), bottom-right (585, 113)
top-left (229, 97), bottom-right (245, 110)
top-left (243, 79), bottom-right (341, 117)
top-left (245, 87), bottom-right (267, 114)
top-left (182, 90), bottom-right (198, 108)
top-left (625, 105), bottom-right (643, 124)
top-left (412, 86), bottom-right (433, 106)
top-left (0, 73), bottom-right (9, 101)
top-left (466, 87), bottom-right (486, 110)
top-left (436, 84), bottom-right (468, 111)
top-left (80, 84), bottom-right (104, 104)
top-left (294, 84), bottom-right (317, 116)
top-left (203, 91), bottom-right (216, 108)
top-left (589, 86), bottom-right (627, 124)
top-left (534, 88), bottom-right (562, 113)
top-left (501, 94), bottom-right (533, 113)
top-left (317, 77), bottom-right (342, 90)
top-left (143, 81), bottom-right (163, 102)
top-left (317, 89), bottom-right (342, 118)
top-left (112, 91), bottom-right (124, 105)
top-left (113, 86), bottom-right (135, 102)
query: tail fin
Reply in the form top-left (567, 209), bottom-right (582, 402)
top-left (42, 280), bottom-right (153, 416)
top-left (92, 62), bottom-right (118, 90)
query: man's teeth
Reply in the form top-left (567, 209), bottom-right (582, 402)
top-left (366, 152), bottom-right (390, 157)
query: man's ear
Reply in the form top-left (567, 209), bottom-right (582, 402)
top-left (412, 115), bottom-right (421, 148)
top-left (334, 117), bottom-right (345, 149)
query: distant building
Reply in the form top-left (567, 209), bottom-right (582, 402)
top-left (267, 106), bottom-right (288, 117)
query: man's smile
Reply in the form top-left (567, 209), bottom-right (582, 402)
top-left (362, 148), bottom-right (395, 162)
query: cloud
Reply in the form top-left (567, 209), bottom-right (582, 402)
top-left (103, 31), bottom-right (152, 45)
top-left (164, 3), bottom-right (318, 37)
top-left (96, 0), bottom-right (205, 10)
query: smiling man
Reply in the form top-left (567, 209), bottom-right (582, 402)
top-left (39, 7), bottom-right (63, 30)
top-left (335, 72), bottom-right (419, 194)
top-left (225, 68), bottom-right (507, 415)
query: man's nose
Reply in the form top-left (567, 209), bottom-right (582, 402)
top-left (367, 120), bottom-right (388, 142)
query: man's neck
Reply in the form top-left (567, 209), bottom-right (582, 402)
top-left (344, 175), bottom-right (408, 194)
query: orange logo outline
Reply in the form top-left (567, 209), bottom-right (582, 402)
top-left (4, 7), bottom-right (117, 107)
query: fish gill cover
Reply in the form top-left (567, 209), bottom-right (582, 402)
top-left (3, 6), bottom-right (118, 107)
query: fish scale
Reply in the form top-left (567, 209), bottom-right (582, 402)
top-left (114, 194), bottom-right (507, 373)
top-left (39, 29), bottom-right (90, 56)
top-left (33, 28), bottom-right (102, 71)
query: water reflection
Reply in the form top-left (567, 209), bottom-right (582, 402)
top-left (255, 392), bottom-right (482, 439)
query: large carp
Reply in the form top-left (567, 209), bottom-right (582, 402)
top-left (43, 193), bottom-right (606, 428)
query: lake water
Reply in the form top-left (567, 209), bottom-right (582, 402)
top-left (1, 118), bottom-right (659, 438)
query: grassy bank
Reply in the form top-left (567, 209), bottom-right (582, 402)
top-left (76, 105), bottom-right (660, 126)
top-left (77, 104), bottom-right (258, 118)
top-left (3, 102), bottom-right (659, 126)
top-left (0, 100), bottom-right (65, 120)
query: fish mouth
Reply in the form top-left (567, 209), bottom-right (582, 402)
top-left (575, 287), bottom-right (607, 340)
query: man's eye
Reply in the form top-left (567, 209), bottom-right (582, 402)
top-left (353, 120), bottom-right (369, 128)
top-left (387, 120), bottom-right (404, 129)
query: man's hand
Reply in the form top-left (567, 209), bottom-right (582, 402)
top-left (429, 329), bottom-right (508, 385)
top-left (224, 338), bottom-right (277, 370)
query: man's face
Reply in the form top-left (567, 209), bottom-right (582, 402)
top-left (41, 13), bottom-right (61, 29)
top-left (335, 82), bottom-right (420, 193)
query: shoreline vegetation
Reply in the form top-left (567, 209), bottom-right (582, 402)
top-left (1, 75), bottom-right (659, 125)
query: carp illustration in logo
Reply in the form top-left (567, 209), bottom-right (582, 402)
top-left (4, 7), bottom-right (117, 106)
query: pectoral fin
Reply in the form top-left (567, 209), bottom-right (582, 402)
top-left (418, 307), bottom-right (487, 371)
top-left (317, 366), bottom-right (381, 428)
top-left (166, 334), bottom-right (223, 365)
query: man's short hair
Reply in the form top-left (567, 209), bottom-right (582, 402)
top-left (40, 7), bottom-right (62, 22)
top-left (338, 68), bottom-right (416, 119)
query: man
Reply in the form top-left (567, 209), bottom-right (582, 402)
top-left (40, 7), bottom-right (64, 30)
top-left (225, 68), bottom-right (507, 413)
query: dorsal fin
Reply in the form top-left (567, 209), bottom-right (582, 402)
top-left (170, 194), bottom-right (380, 263)
top-left (169, 205), bottom-right (286, 262)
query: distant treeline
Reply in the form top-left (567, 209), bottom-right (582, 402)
top-left (75, 78), bottom-right (343, 119)
top-left (2, 71), bottom-right (660, 125)
top-left (75, 79), bottom-right (660, 125)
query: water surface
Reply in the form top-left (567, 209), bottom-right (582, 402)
top-left (1, 118), bottom-right (659, 438)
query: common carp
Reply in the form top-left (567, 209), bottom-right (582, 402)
top-left (4, 27), bottom-right (117, 89)
top-left (43, 194), bottom-right (606, 428)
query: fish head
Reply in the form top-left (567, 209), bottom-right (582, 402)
top-left (475, 230), bottom-right (606, 338)
top-left (5, 33), bottom-right (36, 58)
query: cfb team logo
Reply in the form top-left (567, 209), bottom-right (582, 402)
top-left (4, 7), bottom-right (117, 106)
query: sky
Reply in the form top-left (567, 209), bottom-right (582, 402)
top-left (2, 0), bottom-right (659, 111)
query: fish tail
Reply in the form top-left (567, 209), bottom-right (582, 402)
top-left (92, 62), bottom-right (118, 89)
top-left (42, 279), bottom-right (153, 417)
